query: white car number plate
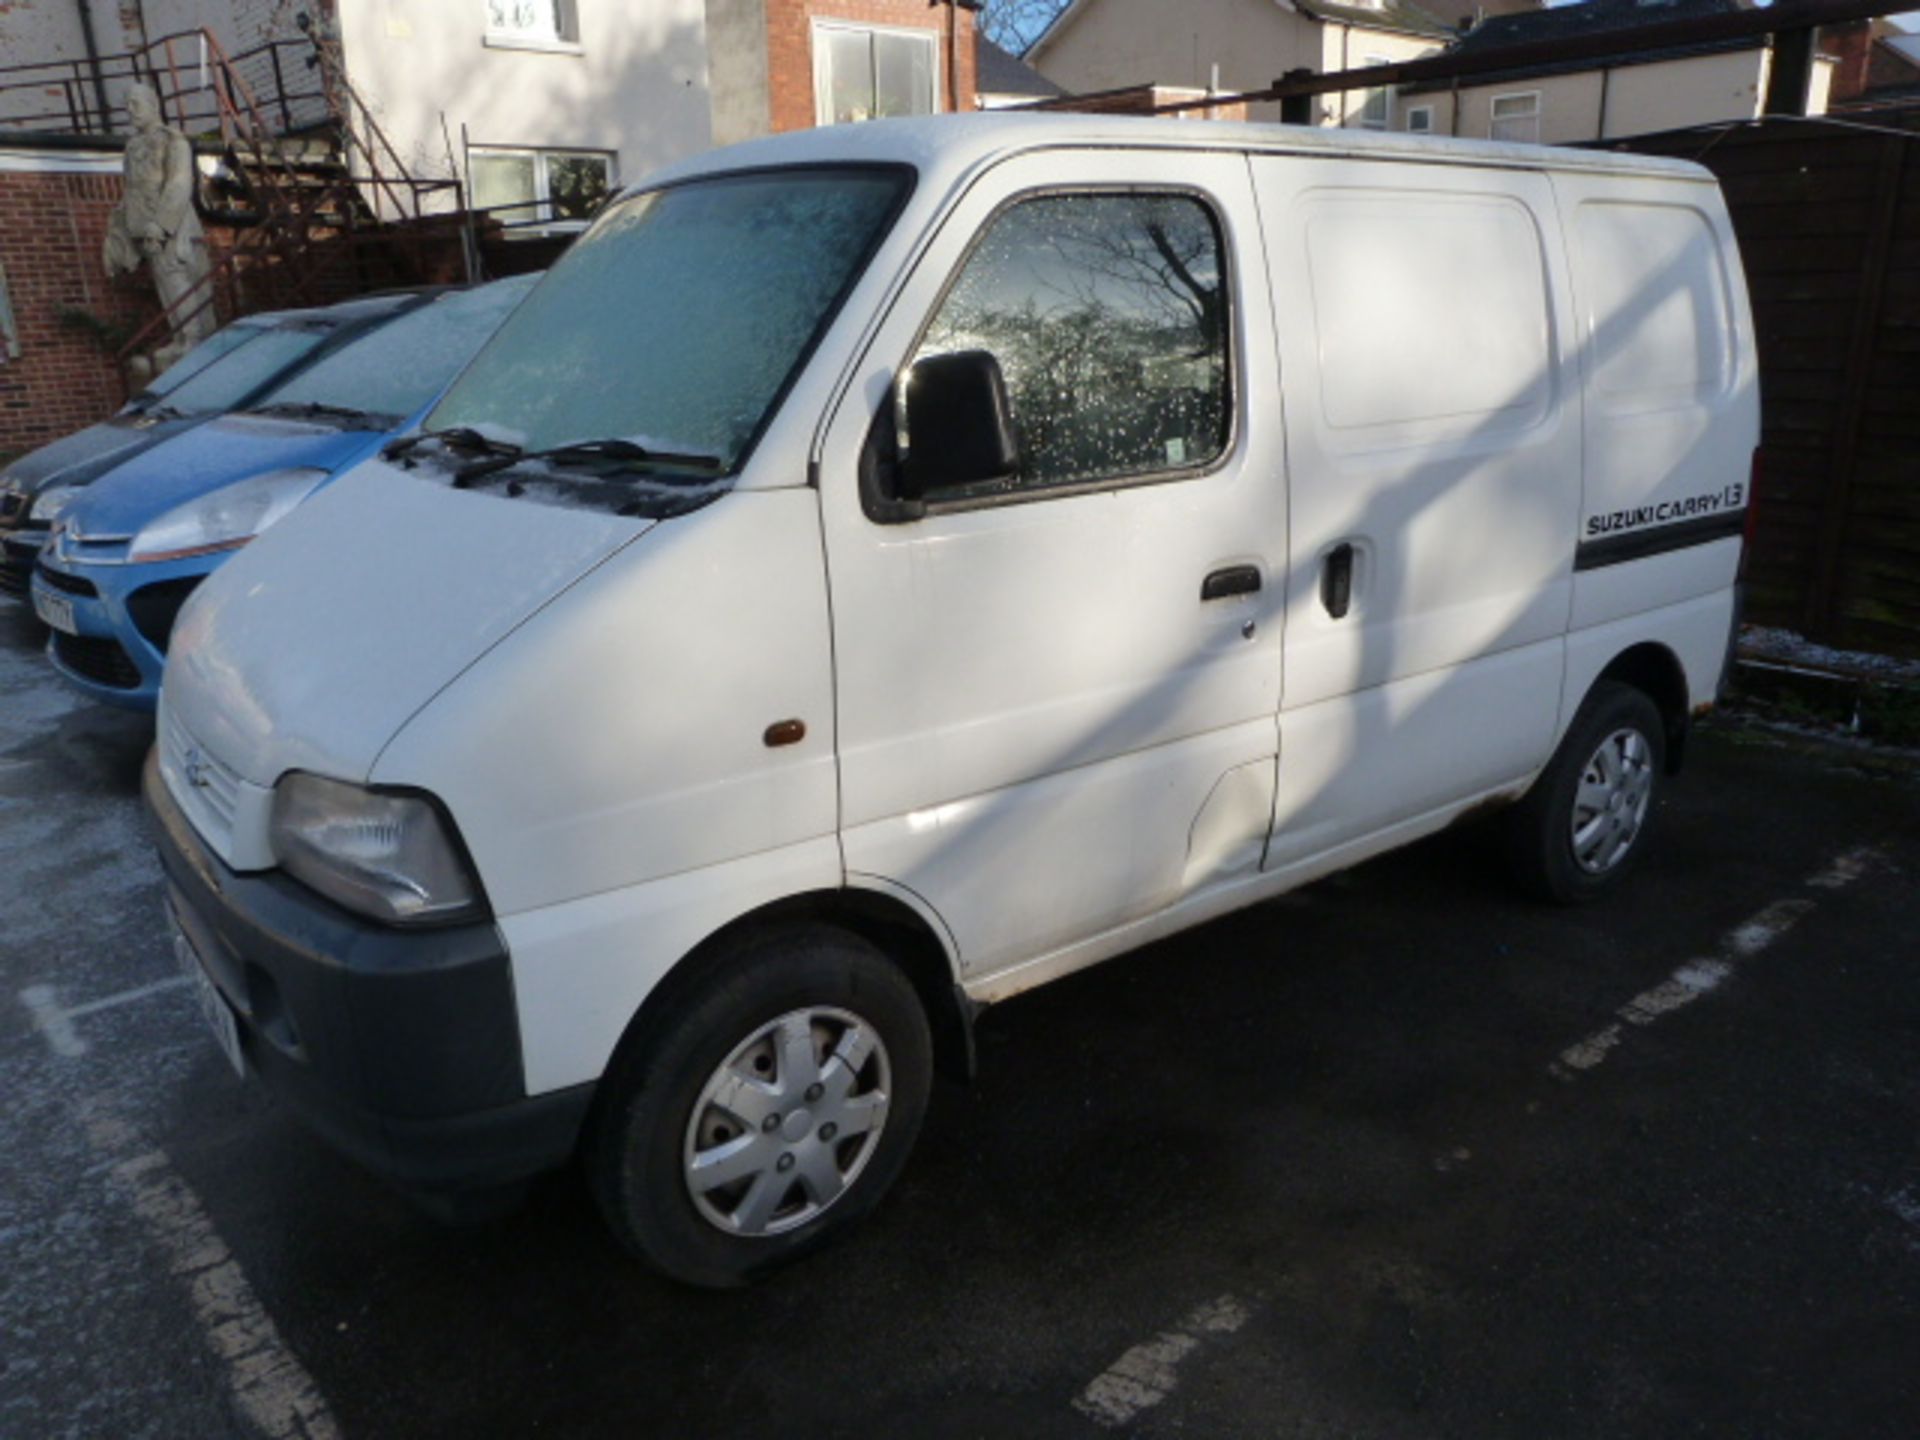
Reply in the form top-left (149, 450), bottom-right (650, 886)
top-left (32, 588), bottom-right (76, 634)
top-left (171, 918), bottom-right (246, 1078)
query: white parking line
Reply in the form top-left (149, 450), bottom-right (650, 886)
top-left (1073, 1295), bottom-right (1251, 1428)
top-left (1551, 847), bottom-right (1882, 1081)
top-left (18, 976), bottom-right (191, 1058)
top-left (81, 1105), bottom-right (341, 1440)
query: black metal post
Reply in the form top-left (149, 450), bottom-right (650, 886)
top-left (271, 44), bottom-right (292, 132)
top-left (1277, 69), bottom-right (1314, 125)
top-left (1764, 26), bottom-right (1817, 116)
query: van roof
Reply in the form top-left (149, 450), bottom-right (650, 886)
top-left (639, 111), bottom-right (1713, 195)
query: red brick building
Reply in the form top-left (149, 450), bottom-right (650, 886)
top-left (0, 146), bottom-right (154, 458)
top-left (710, 0), bottom-right (985, 144)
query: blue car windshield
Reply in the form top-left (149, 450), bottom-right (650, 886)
top-left (139, 322), bottom-right (269, 401)
top-left (156, 325), bottom-right (335, 417)
top-left (426, 168), bottom-right (908, 472)
top-left (252, 276), bottom-right (538, 427)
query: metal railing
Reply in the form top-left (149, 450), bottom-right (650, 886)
top-left (0, 23), bottom-right (472, 376)
top-left (0, 32), bottom-right (327, 138)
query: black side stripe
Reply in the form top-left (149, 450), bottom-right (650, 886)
top-left (1574, 511), bottom-right (1746, 572)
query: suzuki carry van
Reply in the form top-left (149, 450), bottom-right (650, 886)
top-left (147, 115), bottom-right (1756, 1286)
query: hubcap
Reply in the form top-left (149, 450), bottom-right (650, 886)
top-left (682, 1006), bottom-right (891, 1238)
top-left (1570, 726), bottom-right (1654, 874)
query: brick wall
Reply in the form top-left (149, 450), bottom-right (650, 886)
top-left (0, 167), bottom-right (154, 460)
top-left (766, 0), bottom-right (980, 133)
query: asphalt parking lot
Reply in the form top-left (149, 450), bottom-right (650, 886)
top-left (3, 598), bottom-right (1917, 1440)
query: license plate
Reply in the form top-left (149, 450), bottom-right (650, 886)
top-left (32, 588), bottom-right (76, 634)
top-left (171, 918), bottom-right (246, 1078)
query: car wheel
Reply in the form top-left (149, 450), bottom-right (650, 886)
top-left (587, 923), bottom-right (932, 1288)
top-left (1506, 680), bottom-right (1666, 904)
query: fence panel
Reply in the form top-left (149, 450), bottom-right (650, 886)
top-left (1611, 114), bottom-right (1920, 657)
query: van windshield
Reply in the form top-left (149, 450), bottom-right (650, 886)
top-left (425, 167), bottom-right (908, 473)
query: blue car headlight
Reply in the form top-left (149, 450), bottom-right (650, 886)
top-left (128, 467), bottom-right (328, 564)
top-left (28, 484), bottom-right (82, 526)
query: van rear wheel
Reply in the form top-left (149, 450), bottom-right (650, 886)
top-left (1506, 680), bottom-right (1666, 904)
top-left (587, 924), bottom-right (932, 1288)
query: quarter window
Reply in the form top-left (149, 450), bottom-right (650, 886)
top-left (910, 191), bottom-right (1231, 498)
top-left (816, 23), bottom-right (939, 124)
top-left (1490, 91), bottom-right (1542, 144)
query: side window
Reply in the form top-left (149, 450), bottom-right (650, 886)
top-left (909, 191), bottom-right (1231, 498)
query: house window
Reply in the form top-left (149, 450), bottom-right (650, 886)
top-left (485, 0), bottom-right (577, 47)
top-left (1357, 55), bottom-right (1393, 129)
top-left (1405, 104), bottom-right (1434, 134)
top-left (815, 23), bottom-right (940, 125)
top-left (1490, 91), bottom-right (1542, 144)
top-left (469, 147), bottom-right (613, 233)
top-left (909, 191), bottom-right (1231, 499)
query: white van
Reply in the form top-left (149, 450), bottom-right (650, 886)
top-left (148, 114), bottom-right (1755, 1286)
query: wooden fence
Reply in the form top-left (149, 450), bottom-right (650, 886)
top-left (1609, 113), bottom-right (1920, 659)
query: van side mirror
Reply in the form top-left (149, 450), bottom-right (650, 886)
top-left (899, 350), bottom-right (1019, 501)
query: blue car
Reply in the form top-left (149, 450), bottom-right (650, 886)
top-left (31, 274), bottom-right (537, 709)
top-left (1, 292), bottom-right (434, 597)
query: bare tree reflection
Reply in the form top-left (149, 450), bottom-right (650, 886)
top-left (917, 194), bottom-right (1228, 490)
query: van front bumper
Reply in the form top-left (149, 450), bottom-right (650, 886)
top-left (145, 750), bottom-right (593, 1197)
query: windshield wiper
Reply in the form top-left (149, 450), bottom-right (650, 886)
top-left (250, 400), bottom-right (381, 426)
top-left (453, 437), bottom-right (726, 487)
top-left (382, 426), bottom-right (521, 464)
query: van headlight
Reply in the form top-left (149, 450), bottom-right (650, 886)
top-left (269, 773), bottom-right (486, 925)
top-left (128, 467), bottom-right (327, 564)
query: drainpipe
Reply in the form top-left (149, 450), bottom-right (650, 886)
top-left (947, 0), bottom-right (960, 113)
top-left (1597, 64), bottom-right (1611, 140)
top-left (73, 0), bottom-right (113, 133)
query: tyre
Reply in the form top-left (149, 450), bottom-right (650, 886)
top-left (1505, 680), bottom-right (1666, 904)
top-left (587, 923), bottom-right (932, 1288)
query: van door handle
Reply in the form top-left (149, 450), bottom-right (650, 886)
top-left (1201, 565), bottom-right (1261, 602)
top-left (1321, 544), bottom-right (1355, 619)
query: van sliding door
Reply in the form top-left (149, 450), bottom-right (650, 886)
top-left (1250, 157), bottom-right (1583, 870)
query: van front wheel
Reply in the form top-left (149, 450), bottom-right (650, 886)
top-left (587, 925), bottom-right (932, 1287)
top-left (1506, 680), bottom-right (1666, 904)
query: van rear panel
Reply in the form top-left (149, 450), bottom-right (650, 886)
top-left (1556, 169), bottom-right (1758, 625)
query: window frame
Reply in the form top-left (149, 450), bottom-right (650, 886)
top-left (466, 145), bottom-right (617, 236)
top-left (1489, 90), bottom-right (1543, 144)
top-left (812, 19), bottom-right (944, 126)
top-left (1356, 55), bottom-right (1394, 130)
top-left (482, 0), bottom-right (581, 53)
top-left (878, 183), bottom-right (1241, 521)
top-left (1405, 104), bottom-right (1434, 134)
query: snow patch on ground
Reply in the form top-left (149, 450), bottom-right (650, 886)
top-left (1741, 626), bottom-right (1920, 683)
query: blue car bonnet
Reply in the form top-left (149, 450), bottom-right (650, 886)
top-left (56, 412), bottom-right (386, 539)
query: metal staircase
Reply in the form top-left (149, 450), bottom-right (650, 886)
top-left (0, 23), bottom-right (469, 380)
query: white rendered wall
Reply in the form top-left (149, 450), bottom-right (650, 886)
top-left (332, 0), bottom-right (714, 206)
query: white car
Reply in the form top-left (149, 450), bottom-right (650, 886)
top-left (148, 113), bottom-right (1756, 1286)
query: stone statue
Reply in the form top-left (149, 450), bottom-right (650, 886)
top-left (104, 83), bottom-right (214, 373)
